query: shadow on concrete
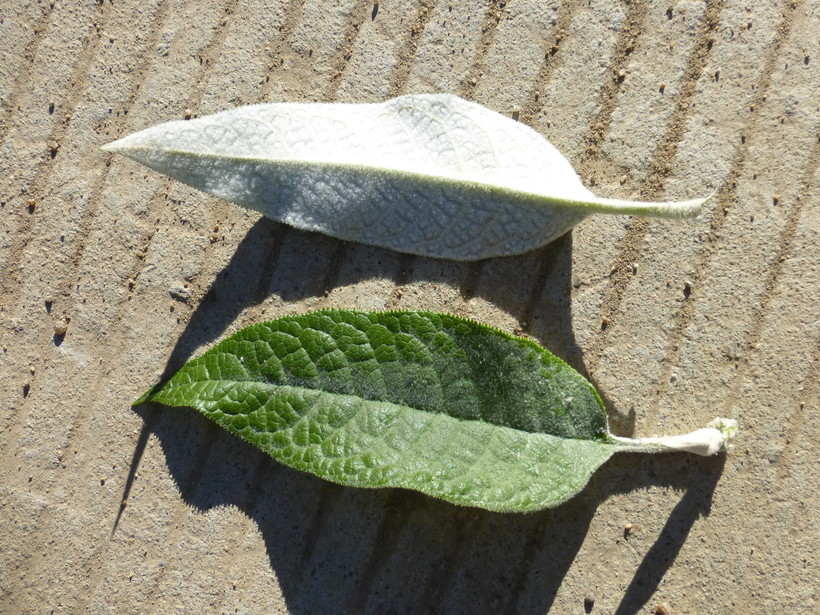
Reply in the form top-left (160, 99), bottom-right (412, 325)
top-left (132, 401), bottom-right (725, 614)
top-left (148, 216), bottom-right (586, 387)
top-left (120, 219), bottom-right (724, 612)
top-left (614, 454), bottom-right (725, 615)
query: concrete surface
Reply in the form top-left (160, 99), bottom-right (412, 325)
top-left (1, 0), bottom-right (817, 613)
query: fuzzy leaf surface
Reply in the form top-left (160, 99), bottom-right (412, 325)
top-left (137, 310), bottom-right (620, 512)
top-left (105, 94), bottom-right (708, 260)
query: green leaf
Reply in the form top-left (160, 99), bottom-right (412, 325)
top-left (103, 94), bottom-right (711, 260)
top-left (136, 310), bottom-right (735, 512)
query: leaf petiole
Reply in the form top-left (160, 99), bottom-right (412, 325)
top-left (608, 417), bottom-right (738, 456)
top-left (571, 193), bottom-right (713, 219)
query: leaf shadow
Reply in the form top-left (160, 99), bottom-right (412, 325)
top-left (144, 216), bottom-right (593, 417)
top-left (132, 401), bottom-right (726, 614)
top-left (115, 218), bottom-right (591, 533)
top-left (614, 454), bottom-right (725, 615)
top-left (119, 216), bottom-right (713, 612)
top-left (149, 216), bottom-right (284, 387)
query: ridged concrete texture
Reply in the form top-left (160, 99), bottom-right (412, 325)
top-left (1, 1), bottom-right (816, 613)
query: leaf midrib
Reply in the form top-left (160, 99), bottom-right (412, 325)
top-left (117, 146), bottom-right (606, 213)
top-left (159, 379), bottom-right (516, 484)
top-left (157, 376), bottom-right (610, 446)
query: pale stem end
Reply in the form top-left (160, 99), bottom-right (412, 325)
top-left (611, 417), bottom-right (738, 456)
top-left (584, 191), bottom-right (716, 219)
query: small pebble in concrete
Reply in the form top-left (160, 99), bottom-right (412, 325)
top-left (169, 283), bottom-right (191, 302)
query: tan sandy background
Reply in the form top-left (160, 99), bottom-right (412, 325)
top-left (1, 1), bottom-right (817, 613)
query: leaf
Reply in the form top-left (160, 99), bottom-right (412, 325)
top-left (103, 94), bottom-right (710, 260)
top-left (136, 310), bottom-right (735, 512)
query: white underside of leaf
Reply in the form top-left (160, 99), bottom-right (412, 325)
top-left (104, 94), bottom-right (710, 260)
